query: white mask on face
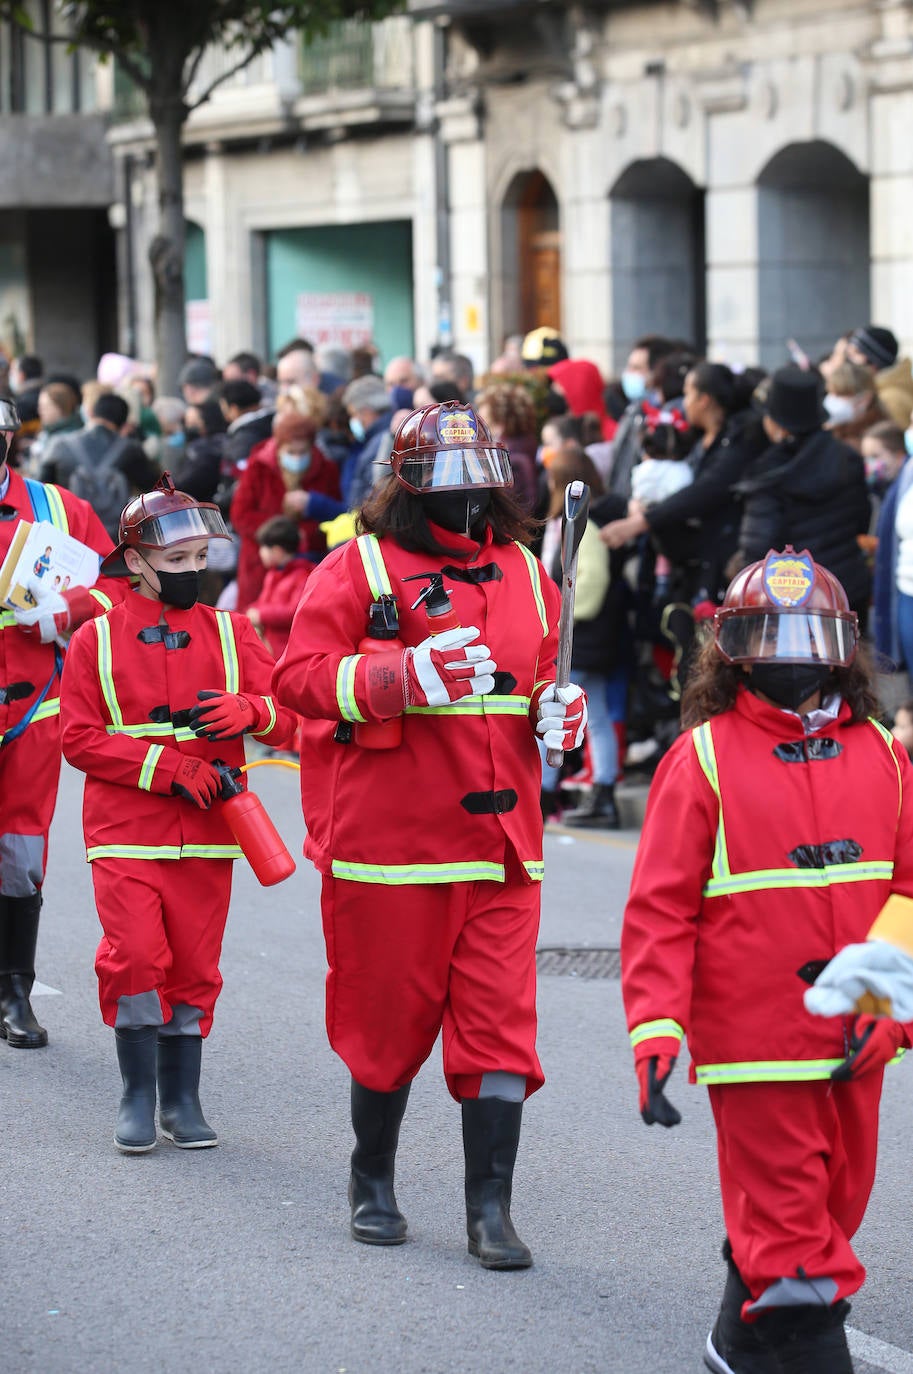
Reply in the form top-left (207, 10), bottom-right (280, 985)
top-left (823, 393), bottom-right (857, 426)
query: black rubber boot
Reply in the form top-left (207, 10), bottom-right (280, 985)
top-left (540, 788), bottom-right (561, 823)
top-left (560, 784), bottom-right (621, 830)
top-left (0, 893), bottom-right (48, 1048)
top-left (349, 1079), bottom-right (410, 1245)
top-left (114, 1027), bottom-right (158, 1153)
top-left (462, 1096), bottom-right (532, 1270)
top-left (756, 1299), bottom-right (853, 1374)
top-left (157, 1035), bottom-right (217, 1148)
top-left (704, 1240), bottom-right (781, 1373)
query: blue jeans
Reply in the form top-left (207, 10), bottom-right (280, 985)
top-left (539, 668), bottom-right (619, 789)
top-left (897, 592), bottom-right (913, 676)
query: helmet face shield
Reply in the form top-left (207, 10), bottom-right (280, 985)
top-left (715, 609), bottom-right (857, 667)
top-left (396, 445), bottom-right (514, 494)
top-left (136, 505), bottom-right (230, 548)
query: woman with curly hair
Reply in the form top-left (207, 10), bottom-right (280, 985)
top-left (474, 382), bottom-right (539, 513)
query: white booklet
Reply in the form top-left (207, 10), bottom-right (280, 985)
top-left (0, 519), bottom-right (101, 612)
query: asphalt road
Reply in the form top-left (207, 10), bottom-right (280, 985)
top-left (1, 760), bottom-right (912, 1373)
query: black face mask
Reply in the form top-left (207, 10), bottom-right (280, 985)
top-left (421, 488), bottom-right (491, 534)
top-left (183, 426), bottom-right (201, 443)
top-left (750, 662), bottom-right (833, 712)
top-left (139, 556), bottom-right (200, 610)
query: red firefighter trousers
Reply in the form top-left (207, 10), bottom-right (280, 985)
top-left (92, 857), bottom-right (233, 1036)
top-left (321, 871), bottom-right (544, 1100)
top-left (709, 1075), bottom-right (884, 1314)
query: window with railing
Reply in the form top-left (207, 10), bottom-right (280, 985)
top-left (299, 16), bottom-right (414, 95)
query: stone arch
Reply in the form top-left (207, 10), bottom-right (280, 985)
top-left (756, 141), bottom-right (869, 369)
top-left (608, 157), bottom-right (705, 373)
top-left (500, 168), bottom-right (562, 341)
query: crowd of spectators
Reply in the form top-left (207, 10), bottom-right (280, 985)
top-left (6, 316), bottom-right (912, 826)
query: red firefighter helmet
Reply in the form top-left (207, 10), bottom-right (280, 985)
top-left (389, 402), bottom-right (514, 494)
top-left (101, 472), bottom-right (230, 576)
top-left (713, 547), bottom-right (858, 667)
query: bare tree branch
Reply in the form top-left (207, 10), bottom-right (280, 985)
top-left (184, 44), bottom-right (268, 111)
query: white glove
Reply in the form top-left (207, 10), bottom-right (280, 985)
top-left (535, 683), bottom-right (588, 752)
top-left (405, 625), bottom-right (496, 708)
top-left (804, 940), bottom-right (913, 1021)
top-left (13, 589), bottom-right (69, 644)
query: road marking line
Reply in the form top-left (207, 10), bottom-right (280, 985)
top-left (31, 980), bottom-right (62, 997)
top-left (848, 1325), bottom-right (913, 1373)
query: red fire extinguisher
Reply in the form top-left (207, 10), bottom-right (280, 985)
top-left (354, 595), bottom-right (405, 750)
top-left (404, 572), bottom-right (460, 634)
top-left (214, 761), bottom-right (296, 887)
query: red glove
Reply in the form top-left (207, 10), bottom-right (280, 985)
top-left (831, 1014), bottom-right (907, 1081)
top-left (404, 626), bottom-right (496, 708)
top-left (533, 683), bottom-right (588, 753)
top-left (170, 756), bottom-right (222, 809)
top-left (188, 690), bottom-right (257, 740)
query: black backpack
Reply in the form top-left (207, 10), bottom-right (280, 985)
top-left (63, 435), bottom-right (132, 539)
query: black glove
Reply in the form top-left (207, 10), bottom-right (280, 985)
top-left (638, 1055), bottom-right (682, 1128)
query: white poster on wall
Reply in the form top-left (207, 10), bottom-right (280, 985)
top-left (186, 299), bottom-right (213, 356)
top-left (295, 291), bottom-right (374, 349)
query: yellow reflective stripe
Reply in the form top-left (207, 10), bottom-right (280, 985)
top-left (106, 723), bottom-right (197, 741)
top-left (630, 1019), bottom-right (685, 1049)
top-left (523, 860), bottom-right (545, 881)
top-left (87, 844), bottom-right (182, 861)
top-left (89, 588), bottom-right (113, 611)
top-left (87, 843), bottom-right (242, 862)
top-left (704, 861), bottom-right (894, 898)
top-left (180, 844), bottom-right (243, 859)
top-left (869, 716), bottom-right (903, 819)
top-left (356, 534), bottom-right (394, 599)
top-left (0, 610), bottom-right (17, 628)
top-left (31, 697), bottom-right (60, 723)
top-left (95, 617), bottom-right (124, 729)
top-left (695, 1059), bottom-right (845, 1085)
top-left (138, 744), bottom-right (165, 792)
top-left (215, 611), bottom-right (240, 694)
top-left (336, 654), bottom-right (366, 724)
top-left (407, 695), bottom-right (531, 717)
top-left (43, 484), bottom-right (69, 532)
top-left (691, 721), bottom-right (729, 882)
top-left (253, 695), bottom-right (277, 737)
top-left (514, 542), bottom-right (548, 635)
top-left (331, 859), bottom-right (505, 885)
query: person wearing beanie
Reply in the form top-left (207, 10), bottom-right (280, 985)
top-left (848, 325), bottom-right (913, 430)
top-left (178, 358), bottom-right (222, 408)
top-left (730, 365), bottom-right (872, 622)
top-left (547, 358), bottom-right (616, 442)
top-left (229, 407), bottom-right (341, 610)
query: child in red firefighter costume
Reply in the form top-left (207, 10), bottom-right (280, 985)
top-left (273, 401), bottom-right (587, 1268)
top-left (60, 475), bottom-right (297, 1153)
top-left (0, 397), bottom-right (120, 1049)
top-left (621, 546), bottom-right (913, 1374)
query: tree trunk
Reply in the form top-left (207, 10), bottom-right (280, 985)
top-left (150, 103), bottom-right (188, 397)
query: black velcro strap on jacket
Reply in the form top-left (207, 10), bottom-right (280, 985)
top-left (788, 839), bottom-right (862, 870)
top-left (441, 563), bottom-right (503, 584)
top-left (137, 626), bottom-right (192, 650)
top-left (491, 671), bottom-right (517, 695)
top-left (149, 705), bottom-right (195, 728)
top-left (0, 681), bottom-right (35, 705)
top-left (460, 789), bottom-right (518, 815)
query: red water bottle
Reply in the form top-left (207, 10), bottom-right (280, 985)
top-left (404, 572), bottom-right (460, 635)
top-left (215, 763), bottom-right (297, 886)
top-left (354, 595), bottom-right (405, 750)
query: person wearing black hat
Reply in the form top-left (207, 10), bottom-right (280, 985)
top-left (847, 325), bottom-right (913, 431)
top-left (729, 365), bottom-right (871, 622)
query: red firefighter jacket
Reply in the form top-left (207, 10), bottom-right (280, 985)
top-left (60, 587), bottom-right (298, 861)
top-left (622, 687), bottom-right (913, 1084)
top-left (0, 469), bottom-right (120, 745)
top-left (272, 525), bottom-right (561, 886)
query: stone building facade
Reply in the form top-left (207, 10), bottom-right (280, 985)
top-left (8, 0), bottom-right (913, 380)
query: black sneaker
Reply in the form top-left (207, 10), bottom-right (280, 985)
top-left (704, 1317), bottom-right (780, 1373)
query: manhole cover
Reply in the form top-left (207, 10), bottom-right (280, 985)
top-left (536, 947), bottom-right (621, 979)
